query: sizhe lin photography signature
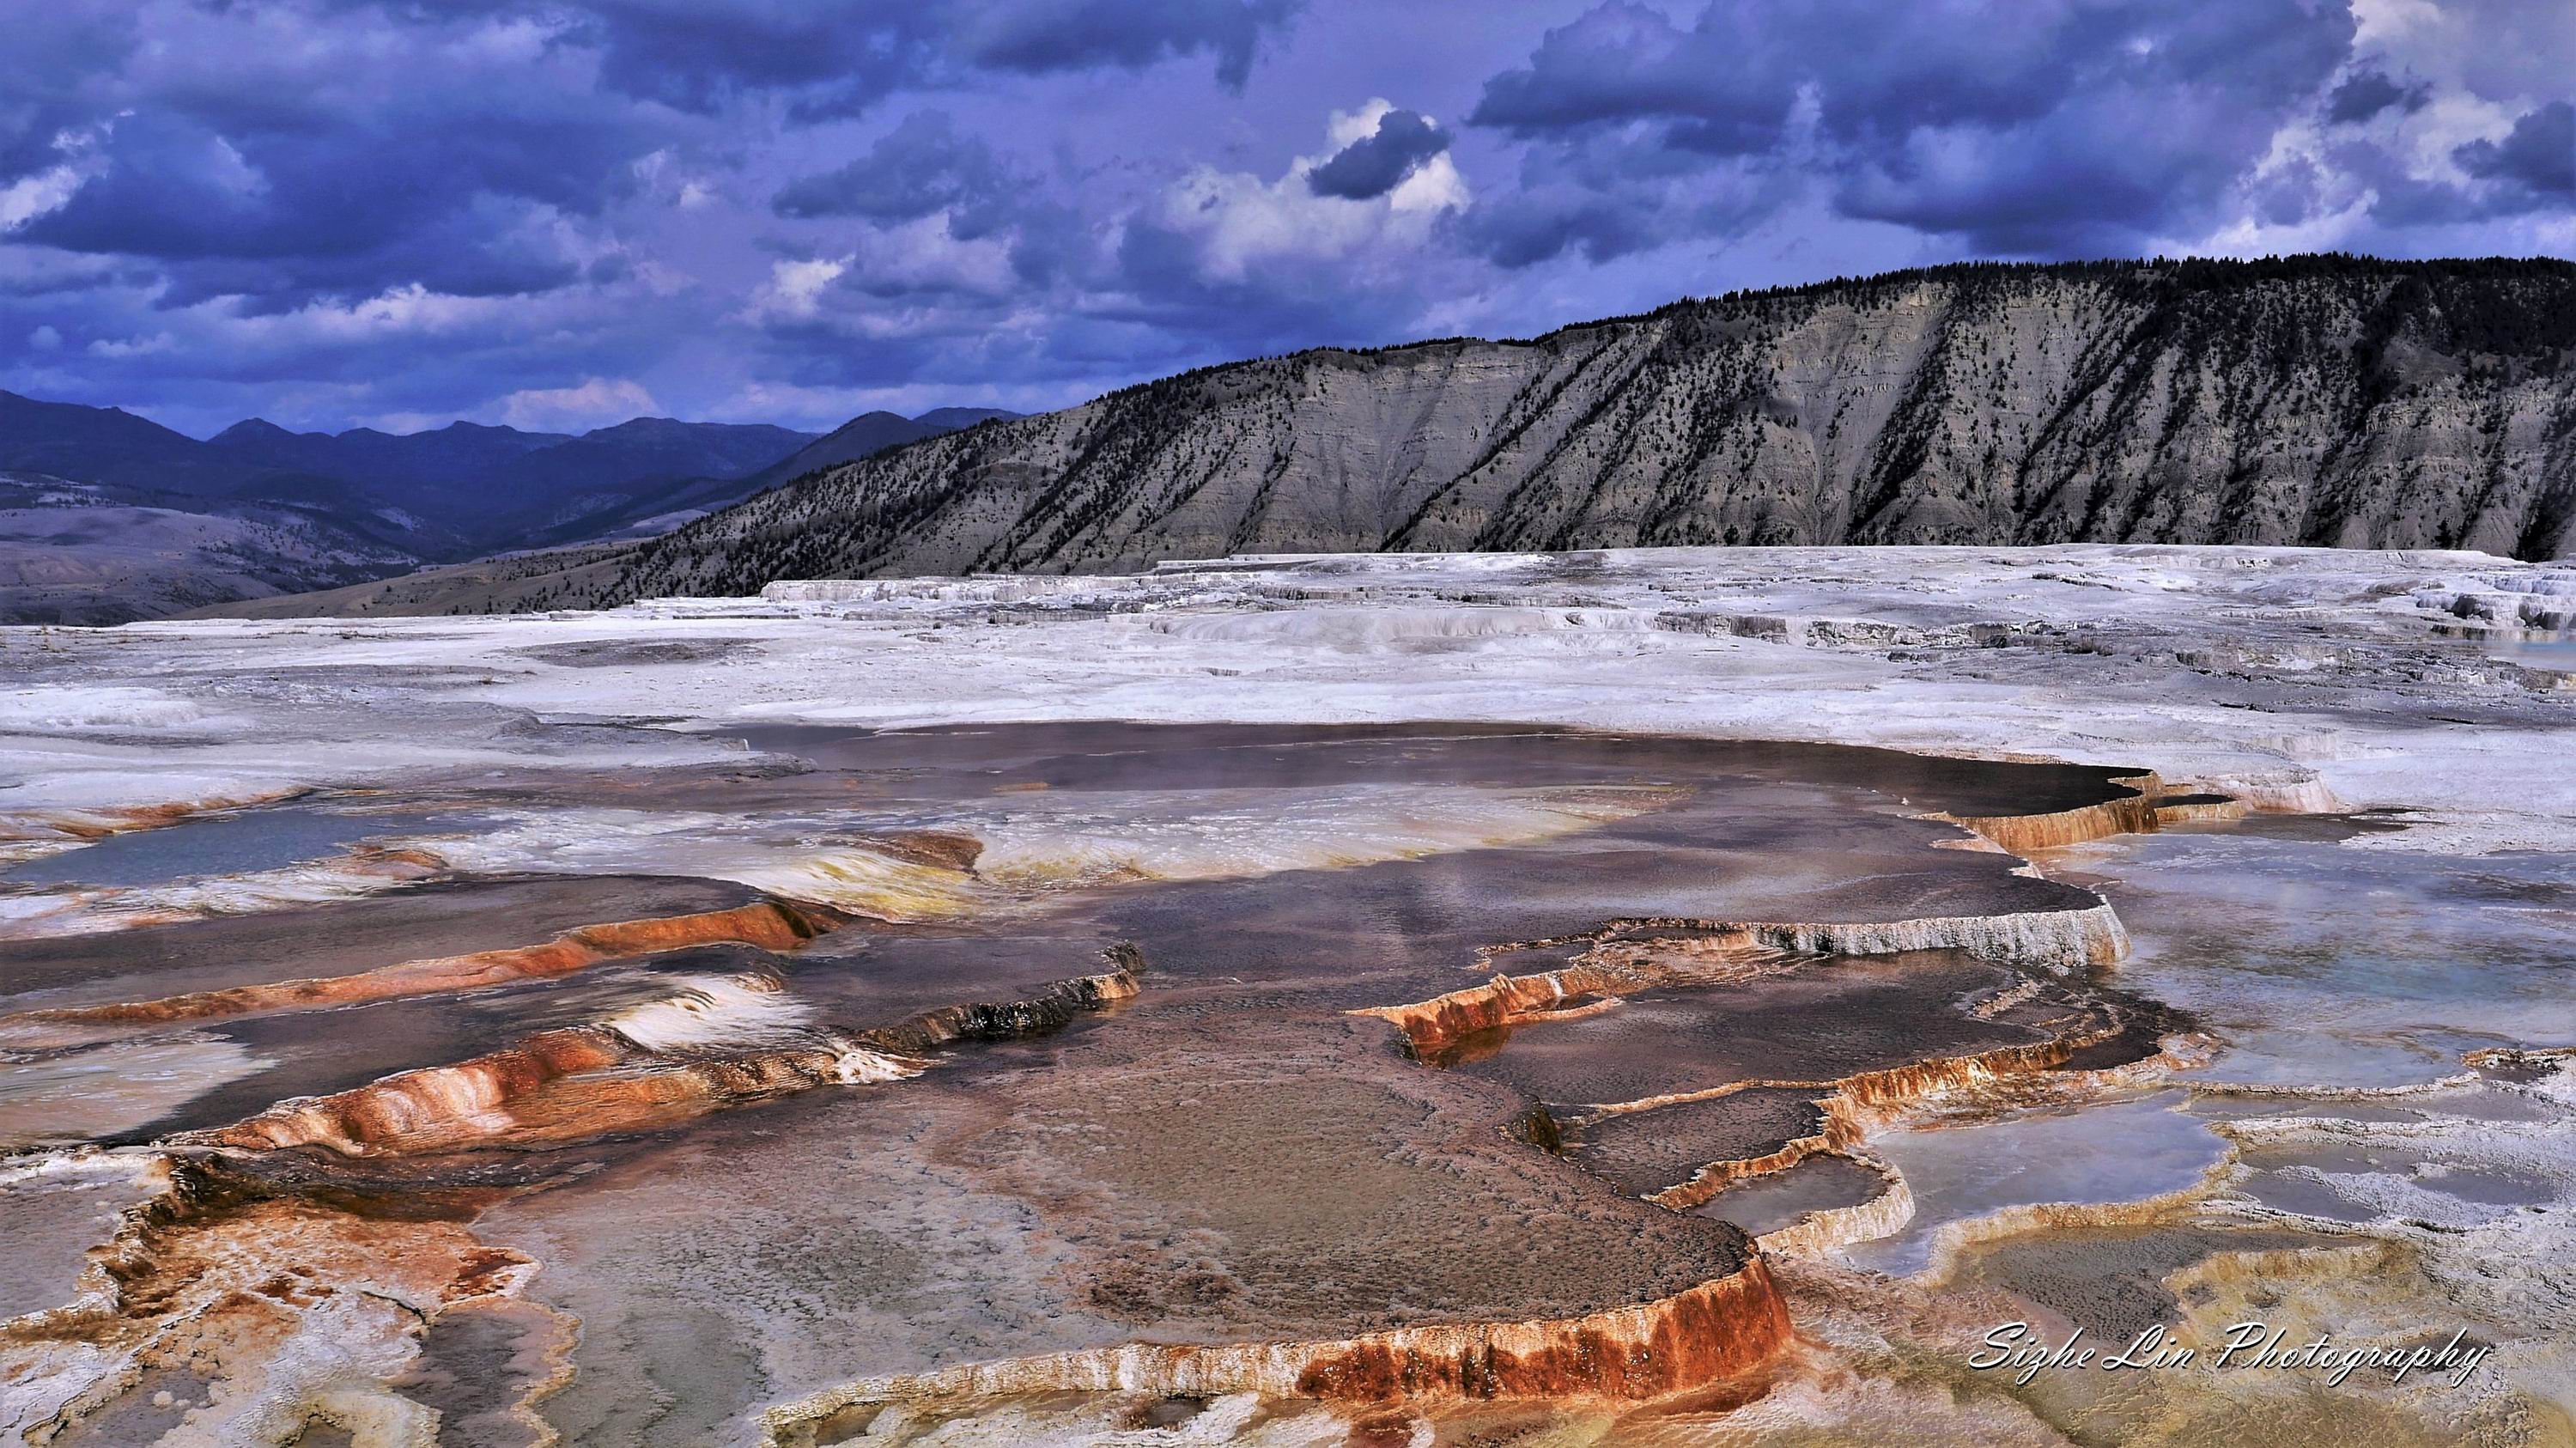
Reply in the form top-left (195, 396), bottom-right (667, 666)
top-left (1971, 1321), bottom-right (2494, 1389)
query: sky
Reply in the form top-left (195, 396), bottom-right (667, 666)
top-left (1, 1), bottom-right (2570, 439)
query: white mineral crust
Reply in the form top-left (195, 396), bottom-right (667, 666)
top-left (4, 545), bottom-right (2573, 857)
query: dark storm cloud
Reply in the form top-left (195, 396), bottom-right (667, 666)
top-left (1463, 192), bottom-right (1655, 268)
top-left (1471, 3), bottom-right (1789, 146)
top-left (411, 0), bottom-right (1302, 120)
top-left (2, 0), bottom-right (2567, 437)
top-left (9, 0), bottom-right (1305, 300)
top-left (952, 0), bottom-right (1303, 89)
top-left (0, 258), bottom-right (674, 435)
top-left (2458, 101), bottom-right (2576, 205)
top-left (577, 5), bottom-right (941, 120)
top-left (0, 9), bottom-right (141, 187)
top-left (1096, 213), bottom-right (1452, 367)
top-left (0, 4), bottom-right (676, 323)
top-left (747, 186), bottom-right (1440, 402)
top-left (772, 111), bottom-right (1022, 238)
top-left (19, 107), bottom-right (620, 308)
top-left (1306, 108), bottom-right (1448, 199)
top-left (2324, 69), bottom-right (2429, 125)
top-left (2247, 155), bottom-right (2330, 228)
top-left (1467, 0), bottom-right (2357, 257)
top-left (1459, 126), bottom-right (1782, 266)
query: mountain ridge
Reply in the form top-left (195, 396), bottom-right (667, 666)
top-left (586, 254), bottom-right (2576, 606)
top-left (0, 397), bottom-right (1018, 621)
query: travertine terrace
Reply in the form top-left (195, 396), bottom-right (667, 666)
top-left (4, 543), bottom-right (2575, 1446)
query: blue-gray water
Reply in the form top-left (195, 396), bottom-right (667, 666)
top-left (2, 805), bottom-right (481, 887)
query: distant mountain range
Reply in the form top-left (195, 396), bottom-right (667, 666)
top-left (0, 394), bottom-right (1017, 622)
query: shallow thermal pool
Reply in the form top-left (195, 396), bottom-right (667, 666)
top-left (2062, 825), bottom-right (2576, 1091)
top-left (1841, 1093), bottom-right (2229, 1277)
top-left (2, 722), bottom-right (2567, 1445)
top-left (0, 802), bottom-right (487, 887)
top-left (2488, 636), bottom-right (2576, 674)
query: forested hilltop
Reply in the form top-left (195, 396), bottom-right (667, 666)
top-left (566, 256), bottom-right (2576, 605)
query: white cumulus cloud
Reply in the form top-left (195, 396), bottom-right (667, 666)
top-left (498, 376), bottom-right (659, 431)
top-left (745, 255), bottom-right (852, 322)
top-left (1159, 99), bottom-right (1468, 281)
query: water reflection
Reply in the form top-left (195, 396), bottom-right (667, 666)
top-left (1842, 1093), bottom-right (2227, 1276)
top-left (2061, 830), bottom-right (2576, 1090)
